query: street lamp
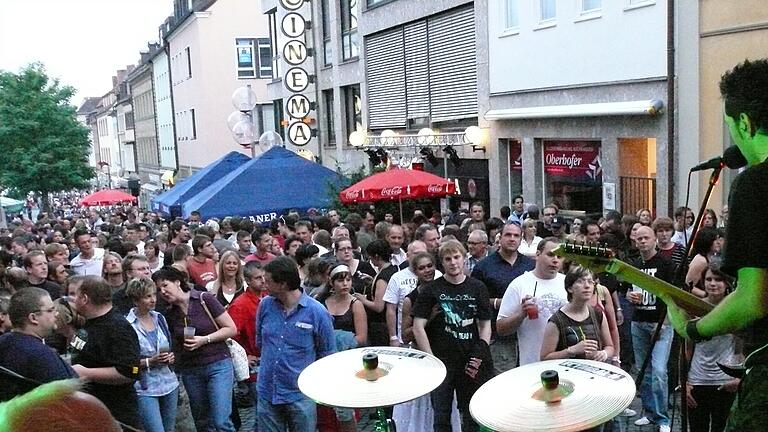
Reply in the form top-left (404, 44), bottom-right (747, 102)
top-left (229, 85), bottom-right (284, 157)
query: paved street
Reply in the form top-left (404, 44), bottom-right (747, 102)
top-left (236, 391), bottom-right (687, 431)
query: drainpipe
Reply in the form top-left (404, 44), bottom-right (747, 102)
top-left (666, 0), bottom-right (675, 216)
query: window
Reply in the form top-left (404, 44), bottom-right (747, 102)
top-left (505, 0), bottom-right (519, 29)
top-left (321, 0), bottom-right (332, 65)
top-left (236, 38), bottom-right (273, 78)
top-left (341, 0), bottom-right (359, 60)
top-left (268, 10), bottom-right (280, 78)
top-left (539, 0), bottom-right (556, 22)
top-left (366, 0), bottom-right (391, 7)
top-left (581, 0), bottom-right (601, 13)
top-left (124, 112), bottom-right (134, 129)
top-left (343, 85), bottom-right (361, 146)
top-left (190, 109), bottom-right (196, 140)
top-left (273, 99), bottom-right (285, 137)
top-left (176, 109), bottom-right (197, 141)
top-left (185, 47), bottom-right (192, 79)
top-left (323, 90), bottom-right (336, 146)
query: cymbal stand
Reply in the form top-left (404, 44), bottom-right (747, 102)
top-left (371, 407), bottom-right (396, 432)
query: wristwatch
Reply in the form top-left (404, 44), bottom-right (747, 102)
top-left (686, 318), bottom-right (710, 343)
top-left (389, 335), bottom-right (399, 341)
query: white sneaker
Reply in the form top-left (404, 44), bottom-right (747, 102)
top-left (634, 416), bottom-right (652, 426)
top-left (620, 408), bottom-right (637, 417)
top-left (658, 425), bottom-right (671, 432)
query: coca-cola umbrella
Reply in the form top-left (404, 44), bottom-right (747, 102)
top-left (80, 189), bottom-right (138, 206)
top-left (340, 168), bottom-right (456, 221)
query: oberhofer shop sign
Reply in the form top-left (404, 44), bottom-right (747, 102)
top-left (543, 140), bottom-right (602, 180)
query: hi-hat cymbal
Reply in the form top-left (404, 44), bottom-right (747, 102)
top-left (470, 360), bottom-right (635, 432)
top-left (298, 347), bottom-right (446, 408)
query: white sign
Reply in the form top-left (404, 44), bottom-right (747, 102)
top-left (288, 122), bottom-right (312, 147)
top-left (281, 12), bottom-right (307, 38)
top-left (603, 182), bottom-right (616, 210)
top-left (286, 94), bottom-right (312, 119)
top-left (279, 0), bottom-right (305, 11)
top-left (283, 40), bottom-right (308, 65)
top-left (284, 67), bottom-right (309, 92)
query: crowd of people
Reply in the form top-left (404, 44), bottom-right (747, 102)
top-left (0, 197), bottom-right (736, 432)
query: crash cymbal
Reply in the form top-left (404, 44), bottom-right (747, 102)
top-left (298, 347), bottom-right (446, 408)
top-left (470, 360), bottom-right (635, 432)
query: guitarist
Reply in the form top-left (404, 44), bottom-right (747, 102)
top-left (665, 59), bottom-right (768, 431)
top-left (627, 226), bottom-right (676, 432)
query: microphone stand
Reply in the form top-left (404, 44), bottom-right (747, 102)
top-left (675, 163), bottom-right (724, 432)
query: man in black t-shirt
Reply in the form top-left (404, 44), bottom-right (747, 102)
top-left (24, 250), bottom-right (61, 300)
top-left (626, 226), bottom-right (675, 430)
top-left (414, 240), bottom-right (492, 432)
top-left (71, 275), bottom-right (140, 430)
top-left (666, 59), bottom-right (768, 431)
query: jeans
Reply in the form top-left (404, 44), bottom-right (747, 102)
top-left (490, 337), bottom-right (517, 375)
top-left (632, 321), bottom-right (673, 426)
top-left (257, 395), bottom-right (316, 432)
top-left (137, 387), bottom-right (179, 432)
top-left (431, 366), bottom-right (487, 432)
top-left (181, 358), bottom-right (236, 432)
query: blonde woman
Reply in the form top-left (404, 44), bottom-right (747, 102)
top-left (205, 250), bottom-right (245, 308)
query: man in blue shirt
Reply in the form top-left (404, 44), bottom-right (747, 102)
top-left (471, 222), bottom-right (534, 374)
top-left (256, 256), bottom-right (336, 432)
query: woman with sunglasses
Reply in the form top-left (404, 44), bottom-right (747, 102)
top-left (125, 277), bottom-right (179, 432)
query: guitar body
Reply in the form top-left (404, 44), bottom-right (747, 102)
top-left (553, 243), bottom-right (714, 317)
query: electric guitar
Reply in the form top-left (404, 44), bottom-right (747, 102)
top-left (553, 242), bottom-right (713, 317)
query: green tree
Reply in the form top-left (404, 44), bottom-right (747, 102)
top-left (0, 63), bottom-right (94, 210)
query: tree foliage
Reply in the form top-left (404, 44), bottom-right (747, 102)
top-left (0, 63), bottom-right (94, 204)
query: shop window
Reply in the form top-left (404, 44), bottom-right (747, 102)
top-left (543, 140), bottom-right (602, 213)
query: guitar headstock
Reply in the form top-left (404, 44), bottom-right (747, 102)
top-left (552, 241), bottom-right (615, 273)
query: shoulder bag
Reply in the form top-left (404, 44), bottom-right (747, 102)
top-left (199, 293), bottom-right (251, 382)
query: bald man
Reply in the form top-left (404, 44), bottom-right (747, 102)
top-left (626, 225), bottom-right (676, 430)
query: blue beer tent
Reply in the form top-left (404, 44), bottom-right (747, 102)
top-left (151, 151), bottom-right (250, 217)
top-left (180, 146), bottom-right (345, 221)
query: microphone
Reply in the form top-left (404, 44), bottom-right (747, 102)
top-left (690, 146), bottom-right (747, 172)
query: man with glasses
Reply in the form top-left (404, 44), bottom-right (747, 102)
top-left (464, 230), bottom-right (489, 276)
top-left (537, 205), bottom-right (559, 238)
top-left (0, 287), bottom-right (77, 401)
top-left (110, 255), bottom-right (154, 316)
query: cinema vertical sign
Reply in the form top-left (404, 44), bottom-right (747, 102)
top-left (280, 0), bottom-right (314, 147)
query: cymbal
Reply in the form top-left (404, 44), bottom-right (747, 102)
top-left (470, 360), bottom-right (635, 432)
top-left (298, 347), bottom-right (446, 408)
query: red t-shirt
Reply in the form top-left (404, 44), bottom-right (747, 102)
top-left (186, 257), bottom-right (217, 286)
top-left (244, 251), bottom-right (276, 265)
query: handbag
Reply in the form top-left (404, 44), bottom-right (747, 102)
top-left (199, 293), bottom-right (251, 382)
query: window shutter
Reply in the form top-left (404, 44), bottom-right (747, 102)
top-left (365, 28), bottom-right (406, 129)
top-left (428, 6), bottom-right (477, 122)
top-left (404, 21), bottom-right (429, 121)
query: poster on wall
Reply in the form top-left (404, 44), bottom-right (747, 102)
top-left (543, 141), bottom-right (602, 182)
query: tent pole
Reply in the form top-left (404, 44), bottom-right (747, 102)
top-left (399, 197), bottom-right (403, 224)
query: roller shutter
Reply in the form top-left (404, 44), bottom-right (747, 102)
top-left (404, 20), bottom-right (430, 121)
top-left (365, 28), bottom-right (406, 129)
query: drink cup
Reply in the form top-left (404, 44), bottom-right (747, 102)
top-left (159, 343), bottom-right (170, 353)
top-left (61, 353), bottom-right (72, 365)
top-left (630, 287), bottom-right (644, 303)
top-left (526, 300), bottom-right (539, 320)
top-left (183, 326), bottom-right (196, 341)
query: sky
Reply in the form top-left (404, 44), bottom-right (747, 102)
top-left (0, 0), bottom-right (172, 105)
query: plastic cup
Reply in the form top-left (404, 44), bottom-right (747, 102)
top-left (183, 326), bottom-right (196, 340)
top-left (526, 301), bottom-right (539, 320)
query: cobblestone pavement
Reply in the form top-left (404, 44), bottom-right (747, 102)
top-left (235, 394), bottom-right (685, 432)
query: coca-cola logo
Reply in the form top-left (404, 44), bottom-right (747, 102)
top-left (427, 184), bottom-right (443, 193)
top-left (545, 153), bottom-right (583, 169)
top-left (344, 190), bottom-right (360, 200)
top-left (380, 186), bottom-right (403, 197)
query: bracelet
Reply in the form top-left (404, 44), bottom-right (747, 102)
top-left (145, 358), bottom-right (150, 369)
top-left (493, 298), bottom-right (499, 309)
top-left (616, 308), bottom-right (622, 311)
top-left (389, 335), bottom-right (399, 341)
top-left (206, 335), bottom-right (212, 344)
top-left (686, 318), bottom-right (710, 342)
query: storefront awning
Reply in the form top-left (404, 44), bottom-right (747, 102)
top-left (485, 99), bottom-right (664, 120)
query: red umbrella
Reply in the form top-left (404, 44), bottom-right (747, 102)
top-left (80, 189), bottom-right (138, 206)
top-left (340, 168), bottom-right (456, 221)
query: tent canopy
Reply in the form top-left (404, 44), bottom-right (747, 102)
top-left (80, 189), bottom-right (137, 206)
top-left (181, 146), bottom-right (345, 222)
top-left (151, 151), bottom-right (250, 217)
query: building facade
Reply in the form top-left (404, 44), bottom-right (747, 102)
top-left (165, 0), bottom-right (272, 177)
top-left (677, 0), bottom-right (768, 211)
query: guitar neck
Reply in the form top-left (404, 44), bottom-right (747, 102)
top-left (604, 260), bottom-right (713, 317)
